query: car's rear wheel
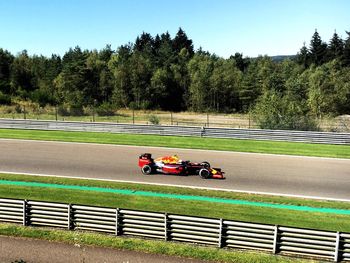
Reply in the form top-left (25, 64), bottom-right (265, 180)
top-left (200, 161), bottom-right (210, 169)
top-left (141, 165), bottom-right (152, 175)
top-left (199, 168), bottom-right (211, 179)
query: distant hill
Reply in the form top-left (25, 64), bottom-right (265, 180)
top-left (270, 55), bottom-right (296, 62)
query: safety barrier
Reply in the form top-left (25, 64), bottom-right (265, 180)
top-left (0, 119), bottom-right (349, 145)
top-left (0, 197), bottom-right (349, 261)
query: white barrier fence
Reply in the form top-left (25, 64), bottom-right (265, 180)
top-left (0, 198), bottom-right (349, 262)
top-left (0, 119), bottom-right (349, 145)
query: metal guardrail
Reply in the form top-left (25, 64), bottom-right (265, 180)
top-left (0, 198), bottom-right (349, 261)
top-left (0, 119), bottom-right (349, 145)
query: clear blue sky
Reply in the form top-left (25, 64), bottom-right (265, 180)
top-left (0, 0), bottom-right (349, 58)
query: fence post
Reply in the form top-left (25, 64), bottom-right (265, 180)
top-left (23, 106), bottom-right (26, 120)
top-left (207, 112), bottom-right (209, 127)
top-left (273, 225), bottom-right (279, 254)
top-left (218, 218), bottom-right (224, 248)
top-left (115, 208), bottom-right (120, 236)
top-left (67, 204), bottom-right (72, 230)
top-left (334, 231), bottom-right (340, 262)
top-left (170, 112), bottom-right (173, 125)
top-left (22, 199), bottom-right (27, 226)
top-left (164, 213), bottom-right (169, 241)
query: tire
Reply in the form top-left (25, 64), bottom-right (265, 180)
top-left (141, 165), bottom-right (152, 175)
top-left (199, 168), bottom-right (211, 179)
top-left (200, 161), bottom-right (210, 169)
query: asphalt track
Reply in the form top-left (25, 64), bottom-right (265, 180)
top-left (0, 139), bottom-right (349, 200)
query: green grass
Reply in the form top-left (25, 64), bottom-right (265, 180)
top-left (1, 173), bottom-right (350, 232)
top-left (0, 223), bottom-right (309, 263)
top-left (0, 128), bottom-right (349, 158)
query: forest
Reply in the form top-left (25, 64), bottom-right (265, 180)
top-left (0, 28), bottom-right (350, 130)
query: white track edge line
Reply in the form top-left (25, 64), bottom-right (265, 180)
top-left (1, 171), bottom-right (350, 202)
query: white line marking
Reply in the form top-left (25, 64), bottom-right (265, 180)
top-left (1, 170), bottom-right (350, 202)
top-left (0, 138), bottom-right (348, 161)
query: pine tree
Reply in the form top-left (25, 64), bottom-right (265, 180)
top-left (0, 48), bottom-right (14, 94)
top-left (296, 42), bottom-right (310, 68)
top-left (309, 30), bottom-right (328, 65)
top-left (173, 28), bottom-right (194, 56)
top-left (328, 31), bottom-right (344, 60)
top-left (343, 31), bottom-right (350, 67)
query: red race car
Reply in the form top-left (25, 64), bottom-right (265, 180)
top-left (138, 153), bottom-right (225, 179)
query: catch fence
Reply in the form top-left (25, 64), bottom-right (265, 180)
top-left (0, 119), bottom-right (349, 145)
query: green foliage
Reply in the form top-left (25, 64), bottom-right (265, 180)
top-left (252, 90), bottom-right (318, 131)
top-left (0, 91), bottom-right (11, 105)
top-left (0, 28), bottom-right (349, 128)
top-left (95, 102), bottom-right (116, 116)
top-left (148, 114), bottom-right (160, 125)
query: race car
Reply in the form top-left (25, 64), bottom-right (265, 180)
top-left (138, 153), bottom-right (225, 179)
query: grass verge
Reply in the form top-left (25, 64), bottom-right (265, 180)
top-left (0, 128), bottom-right (349, 158)
top-left (1, 173), bottom-right (350, 232)
top-left (0, 223), bottom-right (308, 263)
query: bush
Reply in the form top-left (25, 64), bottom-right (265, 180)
top-left (148, 114), bottom-right (160, 125)
top-left (0, 92), bottom-right (11, 105)
top-left (252, 91), bottom-right (319, 131)
top-left (14, 104), bottom-right (22, 113)
top-left (57, 106), bottom-right (70, 116)
top-left (96, 102), bottom-right (116, 116)
top-left (69, 105), bottom-right (85, 116)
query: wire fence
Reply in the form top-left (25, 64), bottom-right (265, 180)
top-left (0, 119), bottom-right (349, 145)
top-left (1, 105), bottom-right (349, 132)
top-left (0, 197), bottom-right (349, 262)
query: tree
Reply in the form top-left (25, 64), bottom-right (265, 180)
top-left (173, 28), bottom-right (194, 56)
top-left (129, 51), bottom-right (153, 109)
top-left (108, 45), bottom-right (132, 108)
top-left (187, 54), bottom-right (214, 112)
top-left (309, 30), bottom-right (328, 65)
top-left (230, 52), bottom-right (249, 72)
top-left (342, 31), bottom-right (350, 67)
top-left (296, 42), bottom-right (310, 68)
top-left (0, 49), bottom-right (14, 95)
top-left (10, 50), bottom-right (34, 99)
top-left (54, 46), bottom-right (91, 110)
top-left (252, 89), bottom-right (317, 131)
top-left (209, 58), bottom-right (242, 112)
top-left (328, 31), bottom-right (344, 61)
top-left (307, 60), bottom-right (346, 118)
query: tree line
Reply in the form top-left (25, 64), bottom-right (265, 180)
top-left (0, 28), bottom-right (350, 130)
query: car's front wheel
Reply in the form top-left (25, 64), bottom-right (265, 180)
top-left (141, 165), bottom-right (152, 175)
top-left (200, 161), bottom-right (210, 169)
top-left (199, 168), bottom-right (211, 179)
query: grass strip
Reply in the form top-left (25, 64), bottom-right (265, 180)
top-left (1, 174), bottom-right (350, 232)
top-left (0, 128), bottom-right (349, 158)
top-left (2, 179), bottom-right (350, 215)
top-left (0, 223), bottom-right (308, 263)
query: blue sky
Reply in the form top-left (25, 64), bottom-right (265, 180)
top-left (0, 0), bottom-right (349, 58)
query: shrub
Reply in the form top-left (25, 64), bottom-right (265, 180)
top-left (148, 114), bottom-right (160, 125)
top-left (252, 91), bottom-right (319, 131)
top-left (69, 105), bottom-right (85, 116)
top-left (58, 106), bottom-right (70, 116)
top-left (0, 92), bottom-right (11, 105)
top-left (96, 102), bottom-right (116, 116)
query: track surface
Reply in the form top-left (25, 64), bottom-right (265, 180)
top-left (0, 139), bottom-right (349, 199)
